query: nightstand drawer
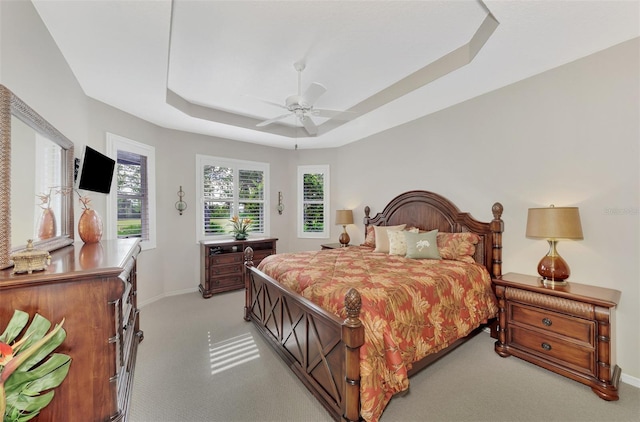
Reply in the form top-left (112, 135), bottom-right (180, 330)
top-left (509, 302), bottom-right (594, 345)
top-left (509, 325), bottom-right (595, 376)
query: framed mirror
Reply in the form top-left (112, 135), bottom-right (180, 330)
top-left (0, 84), bottom-right (75, 269)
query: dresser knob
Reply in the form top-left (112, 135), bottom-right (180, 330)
top-left (542, 318), bottom-right (552, 326)
top-left (541, 342), bottom-right (552, 351)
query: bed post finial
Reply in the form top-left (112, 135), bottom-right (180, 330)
top-left (244, 246), bottom-right (254, 268)
top-left (492, 202), bottom-right (503, 220)
top-left (490, 203), bottom-right (504, 278)
top-left (344, 288), bottom-right (362, 325)
top-left (342, 288), bottom-right (364, 422)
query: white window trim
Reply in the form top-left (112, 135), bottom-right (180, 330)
top-left (196, 154), bottom-right (270, 242)
top-left (106, 133), bottom-right (157, 250)
top-left (297, 164), bottom-right (330, 239)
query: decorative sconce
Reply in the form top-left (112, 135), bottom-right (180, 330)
top-left (175, 186), bottom-right (187, 215)
top-left (277, 191), bottom-right (284, 215)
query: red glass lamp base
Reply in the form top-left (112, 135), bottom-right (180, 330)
top-left (339, 227), bottom-right (350, 247)
top-left (537, 240), bottom-right (570, 284)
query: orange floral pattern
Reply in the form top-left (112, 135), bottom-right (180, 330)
top-left (258, 246), bottom-right (498, 422)
top-left (437, 232), bottom-right (480, 263)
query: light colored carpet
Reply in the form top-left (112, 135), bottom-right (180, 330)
top-left (130, 290), bottom-right (639, 422)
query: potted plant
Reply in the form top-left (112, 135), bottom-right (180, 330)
top-left (229, 215), bottom-right (253, 240)
top-left (0, 310), bottom-right (70, 422)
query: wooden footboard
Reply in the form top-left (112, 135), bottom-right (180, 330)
top-left (243, 248), bottom-right (363, 421)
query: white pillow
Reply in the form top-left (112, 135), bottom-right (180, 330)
top-left (373, 224), bottom-right (406, 253)
top-left (388, 227), bottom-right (419, 256)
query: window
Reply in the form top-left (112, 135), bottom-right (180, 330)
top-left (298, 165), bottom-right (329, 238)
top-left (34, 134), bottom-right (62, 235)
top-left (196, 155), bottom-right (269, 241)
top-left (106, 133), bottom-right (156, 250)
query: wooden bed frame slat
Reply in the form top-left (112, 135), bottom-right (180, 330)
top-left (244, 190), bottom-right (504, 421)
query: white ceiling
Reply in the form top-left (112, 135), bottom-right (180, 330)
top-left (32, 0), bottom-right (639, 150)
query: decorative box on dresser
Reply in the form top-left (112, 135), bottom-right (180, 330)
top-left (200, 237), bottom-right (277, 298)
top-left (493, 272), bottom-right (621, 400)
top-left (0, 238), bottom-right (142, 421)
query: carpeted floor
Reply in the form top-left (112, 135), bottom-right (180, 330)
top-left (129, 290), bottom-right (639, 422)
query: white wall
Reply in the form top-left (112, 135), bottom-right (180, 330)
top-left (2, 0), bottom-right (638, 382)
top-left (86, 99), bottom-right (293, 303)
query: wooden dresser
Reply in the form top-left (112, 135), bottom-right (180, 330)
top-left (0, 239), bottom-right (142, 421)
top-left (493, 272), bottom-right (621, 400)
top-left (200, 237), bottom-right (277, 298)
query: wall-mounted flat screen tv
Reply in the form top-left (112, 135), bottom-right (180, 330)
top-left (76, 146), bottom-right (116, 194)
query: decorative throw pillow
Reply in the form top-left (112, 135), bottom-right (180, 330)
top-left (361, 225), bottom-right (376, 248)
top-left (437, 232), bottom-right (480, 263)
top-left (405, 230), bottom-right (441, 259)
top-left (373, 224), bottom-right (406, 253)
top-left (388, 227), bottom-right (420, 256)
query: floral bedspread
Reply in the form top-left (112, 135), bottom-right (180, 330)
top-left (257, 246), bottom-right (498, 422)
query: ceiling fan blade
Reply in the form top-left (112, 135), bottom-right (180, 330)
top-left (302, 82), bottom-right (326, 106)
top-left (311, 108), bottom-right (355, 120)
top-left (256, 113), bottom-right (293, 127)
top-left (243, 94), bottom-right (288, 110)
top-left (301, 115), bottom-right (318, 135)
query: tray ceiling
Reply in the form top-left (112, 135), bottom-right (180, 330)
top-left (32, 0), bottom-right (639, 149)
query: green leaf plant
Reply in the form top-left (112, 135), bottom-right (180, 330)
top-left (0, 310), bottom-right (70, 422)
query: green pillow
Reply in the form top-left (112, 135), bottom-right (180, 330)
top-left (405, 230), bottom-right (441, 259)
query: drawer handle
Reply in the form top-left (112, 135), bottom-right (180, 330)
top-left (541, 342), bottom-right (552, 351)
top-left (542, 318), bottom-right (552, 327)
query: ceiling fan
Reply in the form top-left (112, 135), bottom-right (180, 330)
top-left (255, 61), bottom-right (351, 136)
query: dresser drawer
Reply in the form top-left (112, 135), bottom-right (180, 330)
top-left (210, 252), bottom-right (244, 265)
top-left (210, 274), bottom-right (244, 289)
top-left (209, 263), bottom-right (243, 277)
top-left (509, 325), bottom-right (595, 376)
top-left (509, 302), bottom-right (594, 345)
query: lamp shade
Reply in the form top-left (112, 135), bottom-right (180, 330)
top-left (526, 206), bottom-right (583, 240)
top-left (335, 209), bottom-right (354, 226)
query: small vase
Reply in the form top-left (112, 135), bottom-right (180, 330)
top-left (234, 233), bottom-right (247, 240)
top-left (37, 208), bottom-right (56, 240)
top-left (78, 209), bottom-right (103, 243)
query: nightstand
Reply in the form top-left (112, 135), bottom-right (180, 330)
top-left (320, 243), bottom-right (349, 250)
top-left (493, 272), bottom-right (621, 401)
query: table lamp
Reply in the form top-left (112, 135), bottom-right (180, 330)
top-left (335, 209), bottom-right (354, 247)
top-left (526, 205), bottom-right (583, 285)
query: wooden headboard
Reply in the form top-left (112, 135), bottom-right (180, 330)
top-left (363, 190), bottom-right (504, 278)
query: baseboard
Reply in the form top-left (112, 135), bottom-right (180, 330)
top-left (139, 287), bottom-right (199, 308)
top-left (621, 373), bottom-right (640, 388)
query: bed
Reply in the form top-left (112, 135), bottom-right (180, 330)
top-left (243, 190), bottom-right (504, 421)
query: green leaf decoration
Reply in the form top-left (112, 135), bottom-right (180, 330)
top-left (16, 315), bottom-right (51, 354)
top-left (0, 311), bottom-right (29, 345)
top-left (1, 312), bottom-right (71, 422)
